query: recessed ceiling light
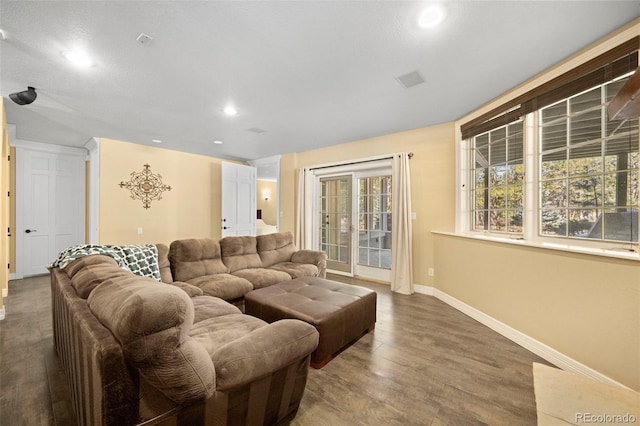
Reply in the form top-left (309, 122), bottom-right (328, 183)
top-left (418, 5), bottom-right (446, 29)
top-left (152, 139), bottom-right (162, 144)
top-left (213, 140), bottom-right (223, 145)
top-left (61, 49), bottom-right (95, 67)
top-left (223, 106), bottom-right (238, 116)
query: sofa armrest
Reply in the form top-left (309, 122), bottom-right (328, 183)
top-left (88, 278), bottom-right (216, 403)
top-left (212, 319), bottom-right (319, 390)
top-left (167, 281), bottom-right (204, 297)
top-left (291, 250), bottom-right (327, 278)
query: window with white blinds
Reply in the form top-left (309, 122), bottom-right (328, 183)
top-left (472, 121), bottom-right (524, 234)
top-left (461, 37), bottom-right (639, 246)
top-left (539, 75), bottom-right (639, 242)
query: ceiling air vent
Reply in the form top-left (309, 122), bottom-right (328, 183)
top-left (246, 127), bottom-right (267, 134)
top-left (396, 70), bottom-right (426, 89)
top-left (136, 33), bottom-right (153, 45)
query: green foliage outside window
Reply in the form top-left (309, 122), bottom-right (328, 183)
top-left (472, 122), bottom-right (524, 233)
top-left (471, 74), bottom-right (639, 242)
top-left (539, 76), bottom-right (639, 242)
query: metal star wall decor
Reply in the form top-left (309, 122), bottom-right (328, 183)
top-left (119, 164), bottom-right (171, 209)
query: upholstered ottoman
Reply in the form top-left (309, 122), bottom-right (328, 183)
top-left (245, 276), bottom-right (376, 368)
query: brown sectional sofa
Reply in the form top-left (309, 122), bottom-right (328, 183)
top-left (50, 232), bottom-right (326, 426)
top-left (169, 232), bottom-right (327, 304)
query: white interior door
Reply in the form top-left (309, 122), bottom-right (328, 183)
top-left (16, 143), bottom-right (85, 277)
top-left (221, 162), bottom-right (256, 237)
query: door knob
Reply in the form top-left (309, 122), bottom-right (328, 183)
top-left (25, 229), bottom-right (37, 233)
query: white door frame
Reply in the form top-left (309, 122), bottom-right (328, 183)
top-left (85, 138), bottom-right (100, 244)
top-left (13, 139), bottom-right (87, 279)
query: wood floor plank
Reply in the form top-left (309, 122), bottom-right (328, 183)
top-left (0, 273), bottom-right (551, 425)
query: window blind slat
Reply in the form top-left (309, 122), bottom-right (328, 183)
top-left (461, 37), bottom-right (640, 140)
top-left (523, 52), bottom-right (639, 115)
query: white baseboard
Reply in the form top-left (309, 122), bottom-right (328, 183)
top-left (412, 284), bottom-right (630, 390)
top-left (0, 306), bottom-right (5, 320)
top-left (414, 284), bottom-right (433, 295)
top-left (9, 272), bottom-right (16, 281)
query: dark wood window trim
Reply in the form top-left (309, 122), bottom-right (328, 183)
top-left (461, 37), bottom-right (640, 140)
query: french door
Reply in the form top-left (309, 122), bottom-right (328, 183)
top-left (319, 176), bottom-right (352, 273)
top-left (315, 162), bottom-right (392, 281)
top-left (356, 175), bottom-right (392, 280)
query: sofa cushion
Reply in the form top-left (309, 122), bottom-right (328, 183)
top-left (257, 232), bottom-right (296, 267)
top-left (169, 238), bottom-right (228, 282)
top-left (167, 281), bottom-right (204, 297)
top-left (192, 296), bottom-right (242, 323)
top-left (211, 319), bottom-right (319, 390)
top-left (189, 315), bottom-right (319, 391)
top-left (156, 243), bottom-right (173, 283)
top-left (220, 236), bottom-right (262, 273)
top-left (65, 254), bottom-right (119, 278)
top-left (232, 268), bottom-right (291, 289)
top-left (67, 256), bottom-right (132, 299)
top-left (189, 313), bottom-right (266, 357)
top-left (186, 274), bottom-right (253, 300)
top-left (268, 262), bottom-right (319, 279)
top-left (87, 276), bottom-right (216, 404)
top-left (71, 265), bottom-right (133, 299)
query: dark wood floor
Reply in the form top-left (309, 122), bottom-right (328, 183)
top-left (0, 274), bottom-right (551, 425)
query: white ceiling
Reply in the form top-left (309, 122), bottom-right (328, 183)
top-left (1, 1), bottom-right (638, 162)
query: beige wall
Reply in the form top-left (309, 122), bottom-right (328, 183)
top-left (98, 138), bottom-right (232, 245)
top-left (256, 180), bottom-right (277, 225)
top-left (433, 19), bottom-right (640, 390)
top-left (434, 234), bottom-right (639, 390)
top-left (279, 122), bottom-right (456, 286)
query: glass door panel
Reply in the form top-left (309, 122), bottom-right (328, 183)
top-left (319, 176), bottom-right (352, 273)
top-left (357, 175), bottom-right (392, 270)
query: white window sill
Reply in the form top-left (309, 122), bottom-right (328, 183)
top-left (431, 231), bottom-right (640, 261)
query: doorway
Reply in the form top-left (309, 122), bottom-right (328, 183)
top-left (312, 159), bottom-right (392, 281)
top-left (319, 175), bottom-right (352, 273)
top-left (249, 155), bottom-right (281, 235)
top-left (221, 161), bottom-right (256, 237)
top-left (15, 142), bottom-right (86, 278)
top-left (355, 174), bottom-right (392, 281)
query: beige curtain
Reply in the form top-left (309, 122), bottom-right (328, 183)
top-left (295, 168), bottom-right (307, 249)
top-left (391, 153), bottom-right (414, 295)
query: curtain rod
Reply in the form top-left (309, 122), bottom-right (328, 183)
top-left (308, 152), bottom-right (413, 171)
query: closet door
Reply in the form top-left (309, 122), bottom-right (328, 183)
top-left (16, 144), bottom-right (85, 277)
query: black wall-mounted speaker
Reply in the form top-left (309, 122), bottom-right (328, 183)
top-left (9, 87), bottom-right (37, 105)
